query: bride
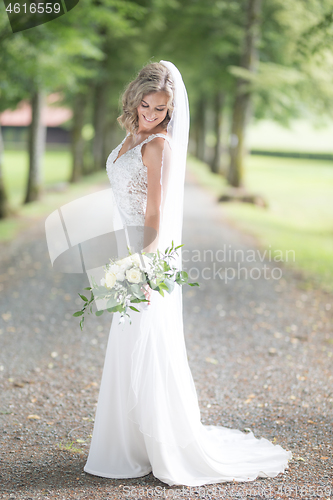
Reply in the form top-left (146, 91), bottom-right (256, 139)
top-left (83, 60), bottom-right (292, 487)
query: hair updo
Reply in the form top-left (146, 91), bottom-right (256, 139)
top-left (117, 62), bottom-right (175, 135)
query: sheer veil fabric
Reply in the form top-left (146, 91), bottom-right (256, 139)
top-left (83, 60), bottom-right (293, 487)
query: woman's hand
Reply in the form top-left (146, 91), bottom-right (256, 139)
top-left (141, 283), bottom-right (152, 305)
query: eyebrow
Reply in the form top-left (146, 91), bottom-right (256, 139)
top-left (142, 99), bottom-right (167, 107)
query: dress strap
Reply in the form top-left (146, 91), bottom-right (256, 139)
top-left (120, 132), bottom-right (171, 152)
top-left (118, 133), bottom-right (130, 148)
top-left (141, 133), bottom-right (171, 148)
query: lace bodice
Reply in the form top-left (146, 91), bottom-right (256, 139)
top-left (106, 132), bottom-right (171, 227)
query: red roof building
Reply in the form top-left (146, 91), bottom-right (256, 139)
top-left (0, 93), bottom-right (72, 146)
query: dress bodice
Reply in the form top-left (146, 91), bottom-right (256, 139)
top-left (106, 132), bottom-right (171, 227)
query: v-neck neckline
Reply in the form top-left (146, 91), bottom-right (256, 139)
top-left (112, 132), bottom-right (167, 165)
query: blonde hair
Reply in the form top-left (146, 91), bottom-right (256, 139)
top-left (117, 62), bottom-right (175, 135)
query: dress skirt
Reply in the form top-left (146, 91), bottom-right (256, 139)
top-left (84, 287), bottom-right (292, 486)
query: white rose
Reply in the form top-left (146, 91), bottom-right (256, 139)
top-left (116, 256), bottom-right (132, 269)
top-left (108, 264), bottom-right (119, 273)
top-left (129, 253), bottom-right (141, 266)
top-left (125, 267), bottom-right (142, 284)
top-left (105, 271), bottom-right (117, 289)
top-left (108, 264), bottom-right (125, 281)
top-left (130, 253), bottom-right (152, 271)
top-left (115, 267), bottom-right (126, 281)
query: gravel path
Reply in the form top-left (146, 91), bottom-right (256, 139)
top-left (0, 170), bottom-right (332, 500)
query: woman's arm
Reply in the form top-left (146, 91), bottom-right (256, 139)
top-left (142, 137), bottom-right (171, 253)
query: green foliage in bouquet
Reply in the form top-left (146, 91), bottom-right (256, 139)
top-left (73, 241), bottom-right (199, 330)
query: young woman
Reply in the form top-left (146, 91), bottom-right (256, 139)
top-left (83, 60), bottom-right (292, 487)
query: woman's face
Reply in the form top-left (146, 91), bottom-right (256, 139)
top-left (137, 91), bottom-right (170, 132)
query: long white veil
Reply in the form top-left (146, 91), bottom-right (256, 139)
top-left (155, 60), bottom-right (190, 272)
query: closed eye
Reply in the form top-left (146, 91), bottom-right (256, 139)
top-left (141, 102), bottom-right (166, 112)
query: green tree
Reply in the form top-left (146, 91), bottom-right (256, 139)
top-left (0, 2), bottom-right (104, 204)
top-left (228, 0), bottom-right (262, 188)
top-left (66, 0), bottom-right (151, 178)
top-left (0, 15), bottom-right (30, 217)
top-left (0, 125), bottom-right (9, 218)
top-left (145, 0), bottom-right (245, 170)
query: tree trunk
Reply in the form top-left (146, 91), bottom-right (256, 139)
top-left (93, 81), bottom-right (108, 171)
top-left (195, 96), bottom-right (206, 162)
top-left (0, 125), bottom-right (9, 219)
top-left (82, 86), bottom-right (95, 176)
top-left (70, 92), bottom-right (86, 183)
top-left (210, 91), bottom-right (225, 174)
top-left (227, 0), bottom-right (262, 187)
top-left (103, 115), bottom-right (116, 165)
top-left (24, 88), bottom-right (46, 203)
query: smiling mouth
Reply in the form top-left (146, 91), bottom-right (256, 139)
top-left (143, 115), bottom-right (157, 123)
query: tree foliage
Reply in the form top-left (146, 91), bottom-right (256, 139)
top-left (0, 0), bottom-right (332, 213)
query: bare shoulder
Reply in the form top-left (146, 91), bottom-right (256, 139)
top-left (142, 135), bottom-right (171, 169)
top-left (146, 134), bottom-right (170, 151)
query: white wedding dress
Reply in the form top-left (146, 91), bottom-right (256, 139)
top-left (83, 133), bottom-right (293, 487)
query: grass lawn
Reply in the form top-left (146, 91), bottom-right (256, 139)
top-left (187, 154), bottom-right (333, 294)
top-left (3, 150), bottom-right (72, 207)
top-left (247, 118), bottom-right (333, 154)
top-left (0, 149), bottom-right (109, 242)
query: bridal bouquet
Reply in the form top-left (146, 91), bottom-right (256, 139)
top-left (73, 241), bottom-right (199, 330)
